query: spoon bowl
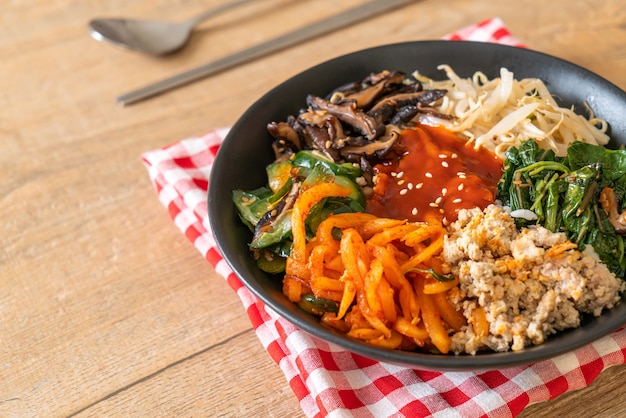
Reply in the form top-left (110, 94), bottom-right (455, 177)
top-left (88, 0), bottom-right (256, 55)
top-left (89, 18), bottom-right (193, 55)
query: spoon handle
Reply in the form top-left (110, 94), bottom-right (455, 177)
top-left (117, 0), bottom-right (416, 106)
top-left (187, 0), bottom-right (257, 27)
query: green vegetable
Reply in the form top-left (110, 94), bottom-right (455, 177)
top-left (233, 150), bottom-right (365, 274)
top-left (297, 294), bottom-right (339, 316)
top-left (497, 139), bottom-right (626, 278)
top-left (250, 210), bottom-right (292, 249)
top-left (232, 187), bottom-right (274, 228)
top-left (291, 150), bottom-right (361, 179)
top-left (266, 160), bottom-right (293, 193)
top-left (561, 165), bottom-right (599, 240)
top-left (255, 250), bottom-right (287, 274)
top-left (567, 142), bottom-right (626, 211)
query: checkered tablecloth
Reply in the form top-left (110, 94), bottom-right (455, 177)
top-left (142, 18), bottom-right (626, 417)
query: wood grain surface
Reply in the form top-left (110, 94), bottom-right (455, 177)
top-left (1, 0), bottom-right (625, 416)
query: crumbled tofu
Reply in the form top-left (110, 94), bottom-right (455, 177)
top-left (444, 205), bottom-right (625, 354)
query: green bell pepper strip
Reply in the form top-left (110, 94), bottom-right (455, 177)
top-left (297, 294), bottom-right (339, 316)
top-left (255, 250), bottom-right (287, 274)
top-left (232, 188), bottom-right (272, 227)
top-left (266, 159), bottom-right (293, 194)
top-left (291, 150), bottom-right (361, 180)
top-left (250, 210), bottom-right (292, 249)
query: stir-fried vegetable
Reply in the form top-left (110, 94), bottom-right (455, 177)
top-left (497, 139), bottom-right (626, 278)
top-left (233, 150), bottom-right (365, 273)
top-left (297, 294), bottom-right (339, 316)
top-left (413, 66), bottom-right (610, 158)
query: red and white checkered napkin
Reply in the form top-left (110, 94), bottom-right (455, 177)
top-left (142, 18), bottom-right (626, 418)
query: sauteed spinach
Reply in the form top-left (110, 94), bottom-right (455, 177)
top-left (497, 140), bottom-right (626, 278)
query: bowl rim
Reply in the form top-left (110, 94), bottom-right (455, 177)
top-left (208, 40), bottom-right (626, 371)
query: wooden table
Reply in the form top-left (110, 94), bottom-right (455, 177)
top-left (2, 0), bottom-right (625, 416)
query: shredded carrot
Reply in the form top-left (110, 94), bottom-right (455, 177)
top-left (290, 183), bottom-right (351, 262)
top-left (284, 194), bottom-right (465, 352)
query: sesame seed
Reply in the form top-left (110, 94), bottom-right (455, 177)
top-left (435, 196), bottom-right (443, 205)
top-left (458, 183), bottom-right (464, 191)
top-left (429, 202), bottom-right (438, 207)
top-left (400, 189), bottom-right (408, 195)
top-left (407, 182), bottom-right (414, 190)
top-left (441, 188), bottom-right (447, 196)
top-left (451, 153), bottom-right (458, 159)
top-left (391, 172), bottom-right (397, 177)
top-left (411, 208), bottom-right (418, 216)
top-left (397, 179), bottom-right (405, 185)
top-left (438, 153), bottom-right (447, 159)
top-left (442, 217), bottom-right (449, 226)
top-left (439, 208), bottom-right (445, 214)
top-left (397, 171), bottom-right (405, 179)
top-left (415, 183), bottom-right (424, 189)
top-left (441, 161), bottom-right (449, 168)
top-left (425, 172), bottom-right (433, 178)
top-left (453, 198), bottom-right (462, 203)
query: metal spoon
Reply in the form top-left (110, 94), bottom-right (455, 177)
top-left (88, 0), bottom-right (255, 55)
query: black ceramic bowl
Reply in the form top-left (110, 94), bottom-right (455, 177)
top-left (208, 41), bottom-right (626, 371)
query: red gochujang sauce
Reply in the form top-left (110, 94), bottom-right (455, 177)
top-left (366, 124), bottom-right (503, 223)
